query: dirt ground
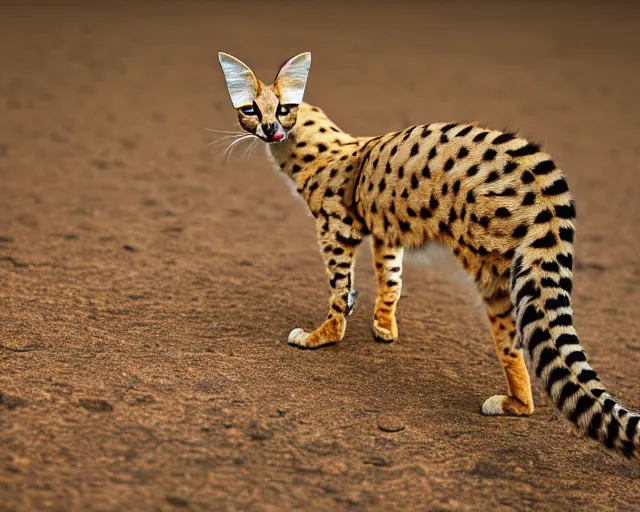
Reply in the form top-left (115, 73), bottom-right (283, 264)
top-left (2, 1), bottom-right (640, 511)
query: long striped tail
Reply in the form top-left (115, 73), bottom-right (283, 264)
top-left (511, 245), bottom-right (640, 459)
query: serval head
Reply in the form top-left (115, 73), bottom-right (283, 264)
top-left (218, 52), bottom-right (311, 143)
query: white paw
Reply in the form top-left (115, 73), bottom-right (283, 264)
top-left (481, 395), bottom-right (506, 415)
top-left (288, 328), bottom-right (311, 347)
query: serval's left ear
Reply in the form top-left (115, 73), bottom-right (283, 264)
top-left (274, 52), bottom-right (311, 105)
top-left (218, 52), bottom-right (259, 108)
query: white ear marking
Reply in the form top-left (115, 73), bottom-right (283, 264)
top-left (218, 52), bottom-right (258, 108)
top-left (275, 52), bottom-right (311, 105)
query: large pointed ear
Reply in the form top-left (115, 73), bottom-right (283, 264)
top-left (274, 52), bottom-right (311, 105)
top-left (218, 52), bottom-right (259, 108)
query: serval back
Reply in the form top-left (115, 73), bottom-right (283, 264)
top-left (217, 51), bottom-right (640, 461)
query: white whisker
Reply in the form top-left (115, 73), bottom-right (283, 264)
top-left (222, 134), bottom-right (258, 165)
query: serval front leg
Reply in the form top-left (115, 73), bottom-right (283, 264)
top-left (371, 238), bottom-right (403, 343)
top-left (288, 217), bottom-right (363, 349)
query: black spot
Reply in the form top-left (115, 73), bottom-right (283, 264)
top-left (540, 277), bottom-right (559, 289)
top-left (343, 216), bottom-right (354, 225)
top-left (456, 125), bottom-right (473, 137)
top-left (303, 120), bottom-right (315, 126)
top-left (532, 232), bottom-right (556, 251)
top-left (390, 145), bottom-right (398, 156)
top-left (368, 182), bottom-right (374, 192)
top-left (528, 328), bottom-right (551, 354)
top-left (577, 369), bottom-right (598, 384)
top-left (373, 157), bottom-right (379, 168)
top-left (386, 280), bottom-right (398, 287)
top-left (495, 207), bottom-right (511, 218)
top-left (541, 261), bottom-right (559, 272)
top-left (439, 221), bottom-right (452, 235)
top-left (545, 295), bottom-right (570, 310)
top-left (546, 367), bottom-right (570, 394)
top-left (292, 164), bottom-right (302, 173)
top-left (302, 154), bottom-right (315, 163)
top-left (428, 147), bottom-right (437, 160)
top-left (504, 161), bottom-right (518, 174)
top-left (441, 123), bottom-right (457, 133)
top-left (411, 174), bottom-right (419, 189)
top-left (557, 253), bottom-right (573, 270)
top-left (457, 147), bottom-right (469, 159)
top-left (557, 381), bottom-right (580, 408)
top-left (379, 179), bottom-right (386, 192)
top-left (330, 168), bottom-right (338, 178)
top-left (333, 247), bottom-right (344, 255)
top-left (503, 248), bottom-right (515, 259)
top-left (309, 182), bottom-right (319, 193)
top-left (570, 395), bottom-right (595, 424)
top-left (521, 171), bottom-right (535, 184)
top-left (520, 304), bottom-right (543, 331)
top-left (371, 202), bottom-right (377, 213)
top-left (422, 165), bottom-right (431, 179)
top-left (440, 134), bottom-right (449, 143)
top-left (485, 171), bottom-right (499, 183)
top-left (473, 132), bottom-right (488, 142)
top-left (452, 180), bottom-right (461, 195)
top-left (625, 415), bottom-right (639, 442)
top-left (336, 233), bottom-right (361, 246)
top-left (448, 207), bottom-right (458, 223)
top-left (559, 227), bottom-right (574, 243)
top-left (549, 314), bottom-right (572, 328)
top-left (421, 126), bottom-right (432, 137)
top-left (389, 202), bottom-right (396, 214)
top-left (555, 202), bottom-right (576, 219)
top-left (399, 221), bottom-right (411, 232)
top-left (543, 179), bottom-right (569, 196)
top-left (604, 418), bottom-right (621, 449)
top-left (466, 190), bottom-right (475, 203)
top-left (317, 143), bottom-right (327, 152)
top-left (410, 143), bottom-right (420, 157)
top-left (521, 192), bottom-right (536, 205)
top-left (534, 209), bottom-right (553, 224)
top-left (466, 165), bottom-right (479, 177)
top-left (483, 149), bottom-right (497, 161)
top-left (565, 350), bottom-right (586, 366)
top-left (420, 207), bottom-right (432, 219)
top-left (401, 188), bottom-right (409, 199)
top-left (535, 347), bottom-right (559, 377)
top-left (516, 280), bottom-right (540, 305)
top-left (493, 133), bottom-right (515, 144)
top-left (532, 160), bottom-right (556, 175)
top-left (441, 183), bottom-right (449, 195)
top-left (429, 196), bottom-right (439, 210)
top-left (512, 224), bottom-right (528, 238)
top-left (385, 162), bottom-right (392, 174)
top-left (296, 142), bottom-right (307, 147)
top-left (383, 215), bottom-right (391, 230)
top-left (559, 277), bottom-right (572, 293)
top-left (588, 412), bottom-right (603, 440)
top-left (444, 158), bottom-right (454, 171)
top-left (506, 143), bottom-right (540, 157)
top-left (407, 207), bottom-right (417, 217)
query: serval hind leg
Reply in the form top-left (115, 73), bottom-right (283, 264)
top-left (371, 238), bottom-right (403, 343)
top-left (481, 290), bottom-right (534, 416)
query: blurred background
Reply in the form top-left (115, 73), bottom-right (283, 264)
top-left (1, 1), bottom-right (640, 510)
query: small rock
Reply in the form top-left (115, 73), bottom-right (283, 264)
top-left (123, 244), bottom-right (137, 252)
top-left (62, 233), bottom-right (78, 240)
top-left (166, 495), bottom-right (189, 507)
top-left (377, 415), bottom-right (405, 433)
top-left (363, 457), bottom-right (390, 467)
top-left (79, 398), bottom-right (113, 412)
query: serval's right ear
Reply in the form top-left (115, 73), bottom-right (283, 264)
top-left (218, 52), bottom-right (259, 108)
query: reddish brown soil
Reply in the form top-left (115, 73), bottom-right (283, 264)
top-left (2, 2), bottom-right (640, 511)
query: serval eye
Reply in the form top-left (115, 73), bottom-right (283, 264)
top-left (277, 104), bottom-right (294, 116)
top-left (240, 106), bottom-right (255, 116)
